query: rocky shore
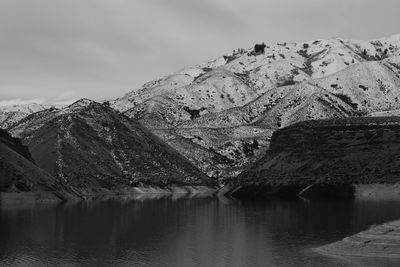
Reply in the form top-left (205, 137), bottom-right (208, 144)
top-left (316, 220), bottom-right (400, 258)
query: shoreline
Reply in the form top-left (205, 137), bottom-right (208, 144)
top-left (2, 183), bottom-right (400, 206)
top-left (0, 185), bottom-right (218, 207)
top-left (222, 183), bottom-right (400, 200)
top-left (354, 183), bottom-right (400, 200)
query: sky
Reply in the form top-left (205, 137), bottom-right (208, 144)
top-left (0, 0), bottom-right (399, 106)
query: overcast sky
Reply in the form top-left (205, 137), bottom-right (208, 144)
top-left (0, 0), bottom-right (399, 106)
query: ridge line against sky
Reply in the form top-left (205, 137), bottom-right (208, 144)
top-left (0, 0), bottom-right (399, 106)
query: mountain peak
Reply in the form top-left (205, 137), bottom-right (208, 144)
top-left (61, 98), bottom-right (100, 113)
top-left (67, 98), bottom-right (96, 108)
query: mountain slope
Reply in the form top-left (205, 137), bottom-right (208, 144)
top-left (0, 129), bottom-right (75, 202)
top-left (8, 99), bottom-right (214, 197)
top-left (113, 34), bottom-right (400, 116)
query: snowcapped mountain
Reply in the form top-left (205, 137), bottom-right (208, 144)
top-left (0, 103), bottom-right (46, 114)
top-left (0, 103), bottom-right (47, 129)
top-left (7, 99), bottom-right (214, 197)
top-left (111, 34), bottom-right (400, 180)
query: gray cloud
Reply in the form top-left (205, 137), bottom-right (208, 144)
top-left (0, 0), bottom-right (399, 104)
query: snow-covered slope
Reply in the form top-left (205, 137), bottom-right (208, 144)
top-left (0, 103), bottom-right (46, 114)
top-left (0, 103), bottom-right (47, 129)
top-left (112, 34), bottom-right (400, 116)
top-left (109, 34), bottom-right (400, 180)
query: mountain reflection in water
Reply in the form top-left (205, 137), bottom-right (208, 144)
top-left (1, 196), bottom-right (400, 267)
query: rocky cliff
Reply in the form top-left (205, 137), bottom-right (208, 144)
top-left (228, 117), bottom-right (400, 198)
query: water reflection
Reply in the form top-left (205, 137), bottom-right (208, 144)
top-left (1, 197), bottom-right (400, 267)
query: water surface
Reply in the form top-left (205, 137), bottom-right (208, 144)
top-left (1, 196), bottom-right (400, 267)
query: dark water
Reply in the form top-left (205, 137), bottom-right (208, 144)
top-left (1, 197), bottom-right (400, 267)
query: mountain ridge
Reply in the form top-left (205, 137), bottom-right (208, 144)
top-left (7, 100), bottom-right (215, 197)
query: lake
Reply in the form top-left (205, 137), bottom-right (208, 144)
top-left (1, 196), bottom-right (400, 267)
